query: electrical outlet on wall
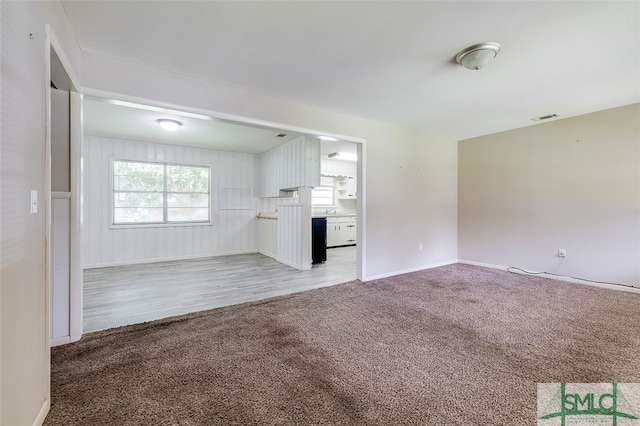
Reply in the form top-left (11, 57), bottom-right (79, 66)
top-left (558, 248), bottom-right (567, 258)
top-left (418, 243), bottom-right (423, 251)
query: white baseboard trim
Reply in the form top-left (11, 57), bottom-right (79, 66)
top-left (363, 259), bottom-right (458, 282)
top-left (456, 260), bottom-right (507, 270)
top-left (275, 257), bottom-right (312, 271)
top-left (83, 250), bottom-right (258, 269)
top-left (457, 259), bottom-right (640, 294)
top-left (50, 336), bottom-right (71, 347)
top-left (33, 398), bottom-right (50, 426)
top-left (258, 249), bottom-right (277, 260)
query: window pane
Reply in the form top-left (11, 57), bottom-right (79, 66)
top-left (168, 208), bottom-right (209, 222)
top-left (114, 161), bottom-right (164, 191)
top-left (167, 193), bottom-right (209, 208)
top-left (113, 160), bottom-right (212, 226)
top-left (312, 187), bottom-right (335, 206)
top-left (114, 192), bottom-right (163, 208)
top-left (167, 165), bottom-right (209, 193)
top-left (114, 207), bottom-right (163, 223)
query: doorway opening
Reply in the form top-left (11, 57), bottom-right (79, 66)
top-left (79, 93), bottom-right (366, 331)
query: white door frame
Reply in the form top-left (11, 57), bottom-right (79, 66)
top-left (45, 25), bottom-right (83, 352)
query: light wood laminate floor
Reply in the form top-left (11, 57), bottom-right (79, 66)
top-left (84, 246), bottom-right (356, 332)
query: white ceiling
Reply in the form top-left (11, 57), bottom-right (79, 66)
top-left (64, 1), bottom-right (640, 143)
top-left (83, 97), bottom-right (358, 155)
top-left (84, 97), bottom-right (304, 153)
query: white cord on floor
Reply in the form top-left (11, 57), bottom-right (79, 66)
top-left (506, 266), bottom-right (637, 289)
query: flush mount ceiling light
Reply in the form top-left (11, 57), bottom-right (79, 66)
top-left (455, 42), bottom-right (501, 70)
top-left (156, 119), bottom-right (182, 132)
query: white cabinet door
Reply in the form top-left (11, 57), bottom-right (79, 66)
top-left (326, 218), bottom-right (339, 247)
top-left (339, 217), bottom-right (357, 245)
top-left (327, 217), bottom-right (356, 247)
top-left (336, 176), bottom-right (356, 200)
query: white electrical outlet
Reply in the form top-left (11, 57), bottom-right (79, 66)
top-left (558, 248), bottom-right (567, 258)
top-left (418, 243), bottom-right (423, 251)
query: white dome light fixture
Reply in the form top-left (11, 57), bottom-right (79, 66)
top-left (455, 42), bottom-right (501, 70)
top-left (156, 118), bottom-right (182, 131)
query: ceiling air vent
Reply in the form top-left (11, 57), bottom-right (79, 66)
top-left (532, 114), bottom-right (559, 121)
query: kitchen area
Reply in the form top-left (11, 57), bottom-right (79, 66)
top-left (78, 97), bottom-right (362, 334)
top-left (256, 136), bottom-right (358, 271)
top-left (311, 154), bottom-right (358, 264)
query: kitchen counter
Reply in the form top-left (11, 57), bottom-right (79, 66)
top-left (256, 212), bottom-right (278, 219)
top-left (258, 212), bottom-right (356, 219)
top-left (312, 213), bottom-right (356, 218)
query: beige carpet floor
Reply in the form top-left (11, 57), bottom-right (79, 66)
top-left (45, 264), bottom-right (640, 425)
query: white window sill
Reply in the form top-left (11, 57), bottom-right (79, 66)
top-left (109, 221), bottom-right (213, 230)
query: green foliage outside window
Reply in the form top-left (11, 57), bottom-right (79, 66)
top-left (113, 160), bottom-right (210, 225)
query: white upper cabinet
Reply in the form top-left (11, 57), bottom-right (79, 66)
top-left (336, 175), bottom-right (356, 200)
top-left (322, 159), bottom-right (356, 199)
top-left (259, 136), bottom-right (321, 197)
top-left (321, 159), bottom-right (356, 177)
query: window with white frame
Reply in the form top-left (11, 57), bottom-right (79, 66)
top-left (311, 186), bottom-right (335, 206)
top-left (113, 159), bottom-right (211, 225)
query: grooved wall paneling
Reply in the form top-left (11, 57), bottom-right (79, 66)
top-left (277, 204), bottom-right (306, 269)
top-left (83, 136), bottom-right (259, 267)
top-left (258, 218), bottom-right (277, 258)
top-left (259, 136), bottom-right (320, 197)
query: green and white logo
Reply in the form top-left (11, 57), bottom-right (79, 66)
top-left (538, 383), bottom-right (640, 425)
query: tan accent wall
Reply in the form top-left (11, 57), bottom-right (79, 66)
top-left (459, 103), bottom-right (640, 286)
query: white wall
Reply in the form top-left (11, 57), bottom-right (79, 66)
top-left (83, 136), bottom-right (259, 267)
top-left (459, 103), bottom-right (640, 286)
top-left (0, 2), bottom-right (82, 425)
top-left (81, 52), bottom-right (460, 280)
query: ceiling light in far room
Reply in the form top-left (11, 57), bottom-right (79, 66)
top-left (156, 119), bottom-right (182, 132)
top-left (328, 152), bottom-right (357, 161)
top-left (455, 42), bottom-right (501, 70)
